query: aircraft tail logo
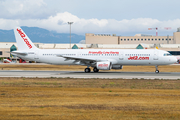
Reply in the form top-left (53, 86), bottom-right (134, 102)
top-left (14, 27), bottom-right (38, 51)
top-left (16, 28), bottom-right (32, 49)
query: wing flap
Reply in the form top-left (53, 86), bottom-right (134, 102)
top-left (56, 55), bottom-right (101, 62)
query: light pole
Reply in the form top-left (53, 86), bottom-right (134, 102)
top-left (68, 22), bottom-right (73, 49)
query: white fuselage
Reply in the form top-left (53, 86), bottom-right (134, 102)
top-left (18, 49), bottom-right (177, 66)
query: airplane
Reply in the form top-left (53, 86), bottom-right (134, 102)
top-left (11, 27), bottom-right (178, 73)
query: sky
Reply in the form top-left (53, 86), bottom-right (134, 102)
top-left (0, 0), bottom-right (180, 36)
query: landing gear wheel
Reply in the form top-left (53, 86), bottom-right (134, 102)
top-left (93, 67), bottom-right (99, 72)
top-left (155, 70), bottom-right (159, 73)
top-left (155, 65), bottom-right (159, 74)
top-left (85, 68), bottom-right (91, 73)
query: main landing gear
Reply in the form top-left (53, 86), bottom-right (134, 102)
top-left (84, 67), bottom-right (99, 73)
top-left (155, 65), bottom-right (159, 73)
top-left (84, 68), bottom-right (91, 73)
top-left (93, 67), bottom-right (99, 72)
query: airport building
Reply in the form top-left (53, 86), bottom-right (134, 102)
top-left (86, 28), bottom-right (180, 44)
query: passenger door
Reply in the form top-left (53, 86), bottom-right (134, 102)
top-left (119, 52), bottom-right (124, 60)
top-left (34, 50), bottom-right (39, 59)
top-left (153, 50), bottom-right (158, 60)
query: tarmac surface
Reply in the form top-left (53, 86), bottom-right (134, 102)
top-left (0, 70), bottom-right (180, 79)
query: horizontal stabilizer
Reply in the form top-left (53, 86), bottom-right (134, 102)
top-left (11, 51), bottom-right (28, 56)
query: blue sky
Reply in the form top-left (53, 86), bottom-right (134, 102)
top-left (0, 0), bottom-right (180, 36)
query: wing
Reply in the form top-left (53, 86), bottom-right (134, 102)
top-left (56, 54), bottom-right (118, 66)
top-left (57, 54), bottom-right (102, 62)
top-left (56, 54), bottom-right (106, 65)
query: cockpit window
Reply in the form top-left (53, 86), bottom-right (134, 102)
top-left (164, 53), bottom-right (172, 56)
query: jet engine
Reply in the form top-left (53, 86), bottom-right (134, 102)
top-left (112, 65), bottom-right (123, 69)
top-left (96, 62), bottom-right (112, 70)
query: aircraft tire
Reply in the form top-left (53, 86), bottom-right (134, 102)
top-left (155, 70), bottom-right (159, 73)
top-left (85, 68), bottom-right (91, 73)
top-left (93, 67), bottom-right (99, 72)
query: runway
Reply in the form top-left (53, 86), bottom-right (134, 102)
top-left (0, 70), bottom-right (180, 79)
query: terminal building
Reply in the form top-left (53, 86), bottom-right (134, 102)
top-left (86, 27), bottom-right (180, 44)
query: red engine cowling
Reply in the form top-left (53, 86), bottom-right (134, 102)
top-left (96, 62), bottom-right (112, 70)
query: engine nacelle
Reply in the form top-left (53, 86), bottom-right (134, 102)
top-left (96, 62), bottom-right (112, 70)
top-left (112, 65), bottom-right (123, 69)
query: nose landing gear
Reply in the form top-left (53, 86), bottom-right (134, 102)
top-left (155, 65), bottom-right (159, 73)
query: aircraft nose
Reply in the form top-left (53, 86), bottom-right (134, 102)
top-left (176, 56), bottom-right (180, 63)
top-left (170, 56), bottom-right (178, 64)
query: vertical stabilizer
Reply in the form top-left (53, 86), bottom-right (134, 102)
top-left (14, 27), bottom-right (38, 51)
